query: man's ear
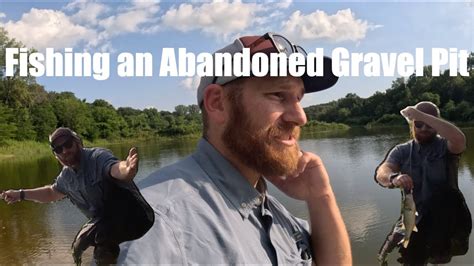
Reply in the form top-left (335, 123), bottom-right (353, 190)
top-left (203, 84), bottom-right (227, 124)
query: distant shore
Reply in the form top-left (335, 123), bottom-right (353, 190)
top-left (2, 123), bottom-right (472, 162)
top-left (0, 134), bottom-right (201, 162)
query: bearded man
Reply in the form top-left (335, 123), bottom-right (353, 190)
top-left (375, 101), bottom-right (471, 265)
top-left (118, 33), bottom-right (351, 264)
top-left (1, 127), bottom-right (154, 265)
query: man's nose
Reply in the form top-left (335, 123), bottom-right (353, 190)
top-left (61, 144), bottom-right (74, 155)
top-left (282, 102), bottom-right (307, 126)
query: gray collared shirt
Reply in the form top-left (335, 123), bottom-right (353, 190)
top-left (118, 139), bottom-right (312, 264)
top-left (386, 136), bottom-right (449, 219)
top-left (52, 148), bottom-right (118, 218)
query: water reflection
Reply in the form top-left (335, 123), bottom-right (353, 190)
top-left (0, 129), bottom-right (473, 264)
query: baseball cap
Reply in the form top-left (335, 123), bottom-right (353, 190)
top-left (49, 127), bottom-right (81, 145)
top-left (415, 101), bottom-right (440, 117)
top-left (196, 33), bottom-right (339, 105)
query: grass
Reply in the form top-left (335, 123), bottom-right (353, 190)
top-left (302, 121), bottom-right (350, 132)
top-left (0, 140), bottom-right (52, 161)
top-left (0, 133), bottom-right (203, 162)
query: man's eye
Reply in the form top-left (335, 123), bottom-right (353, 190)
top-left (268, 93), bottom-right (284, 101)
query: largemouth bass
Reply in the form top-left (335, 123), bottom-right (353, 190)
top-left (399, 189), bottom-right (418, 248)
top-left (377, 189), bottom-right (418, 265)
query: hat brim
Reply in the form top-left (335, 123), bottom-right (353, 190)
top-left (302, 56), bottom-right (338, 93)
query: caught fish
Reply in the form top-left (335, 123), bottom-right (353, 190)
top-left (399, 189), bottom-right (418, 248)
top-left (377, 189), bottom-right (418, 265)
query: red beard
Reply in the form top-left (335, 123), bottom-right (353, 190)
top-left (222, 99), bottom-right (300, 177)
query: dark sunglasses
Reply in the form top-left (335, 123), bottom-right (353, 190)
top-left (51, 138), bottom-right (74, 154)
top-left (211, 32), bottom-right (306, 85)
top-left (414, 121), bottom-right (433, 130)
top-left (249, 32), bottom-right (307, 56)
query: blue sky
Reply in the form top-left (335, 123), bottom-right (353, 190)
top-left (0, 0), bottom-right (472, 111)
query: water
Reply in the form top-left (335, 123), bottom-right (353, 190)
top-left (1, 128), bottom-right (473, 265)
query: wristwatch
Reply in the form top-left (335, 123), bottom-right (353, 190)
top-left (388, 172), bottom-right (400, 188)
top-left (19, 189), bottom-right (25, 201)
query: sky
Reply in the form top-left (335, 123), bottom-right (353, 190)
top-left (0, 0), bottom-right (472, 111)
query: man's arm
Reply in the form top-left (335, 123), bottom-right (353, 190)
top-left (266, 152), bottom-right (352, 265)
top-left (110, 147), bottom-right (139, 181)
top-left (1, 185), bottom-right (65, 204)
top-left (376, 162), bottom-right (399, 187)
top-left (376, 161), bottom-right (413, 191)
top-left (307, 181), bottom-right (351, 264)
top-left (401, 107), bottom-right (466, 154)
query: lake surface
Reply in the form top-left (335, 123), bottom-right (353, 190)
top-left (1, 127), bottom-right (473, 265)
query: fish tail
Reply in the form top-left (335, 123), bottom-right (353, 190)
top-left (403, 239), bottom-right (410, 248)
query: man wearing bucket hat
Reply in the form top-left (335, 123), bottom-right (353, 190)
top-left (375, 101), bottom-right (471, 264)
top-left (1, 127), bottom-right (154, 265)
top-left (119, 32), bottom-right (351, 264)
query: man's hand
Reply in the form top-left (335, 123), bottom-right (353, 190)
top-left (267, 151), bottom-right (352, 265)
top-left (400, 106), bottom-right (423, 121)
top-left (111, 147), bottom-right (139, 181)
top-left (265, 151), bottom-right (331, 201)
top-left (125, 147), bottom-right (139, 179)
top-left (1, 190), bottom-right (22, 204)
top-left (392, 174), bottom-right (414, 191)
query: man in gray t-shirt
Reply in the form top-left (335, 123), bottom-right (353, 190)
top-left (375, 101), bottom-right (469, 264)
top-left (119, 33), bottom-right (352, 264)
top-left (1, 127), bottom-right (153, 265)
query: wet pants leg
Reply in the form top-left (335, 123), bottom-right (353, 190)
top-left (398, 219), bottom-right (429, 266)
top-left (71, 220), bottom-right (119, 265)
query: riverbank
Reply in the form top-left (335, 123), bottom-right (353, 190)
top-left (8, 122), bottom-right (470, 162)
top-left (1, 121), bottom-right (351, 162)
top-left (0, 134), bottom-right (201, 162)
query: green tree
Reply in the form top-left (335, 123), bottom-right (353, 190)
top-left (30, 102), bottom-right (58, 141)
top-left (417, 92), bottom-right (440, 106)
top-left (453, 101), bottom-right (474, 121)
top-left (50, 92), bottom-right (96, 140)
top-left (0, 103), bottom-right (16, 144)
top-left (442, 100), bottom-right (456, 121)
top-left (91, 99), bottom-right (127, 139)
top-left (143, 108), bottom-right (168, 133)
top-left (13, 107), bottom-right (35, 140)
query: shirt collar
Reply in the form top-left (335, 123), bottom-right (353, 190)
top-left (192, 138), bottom-right (265, 219)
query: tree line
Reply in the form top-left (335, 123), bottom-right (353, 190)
top-left (0, 30), bottom-right (202, 144)
top-left (1, 28), bottom-right (473, 144)
top-left (304, 61), bottom-right (474, 127)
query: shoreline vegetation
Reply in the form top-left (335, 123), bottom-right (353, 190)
top-left (3, 123), bottom-right (473, 162)
top-left (0, 122), bottom-right (348, 161)
top-left (0, 133), bottom-right (202, 162)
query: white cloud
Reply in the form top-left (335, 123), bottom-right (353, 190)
top-left (161, 1), bottom-right (262, 38)
top-left (281, 9), bottom-right (382, 43)
top-left (68, 1), bottom-right (109, 26)
top-left (131, 0), bottom-right (161, 9)
top-left (1, 8), bottom-right (96, 50)
top-left (2, 0), bottom-right (297, 51)
top-left (0, 1), bottom-right (162, 51)
top-left (180, 76), bottom-right (202, 91)
top-left (264, 0), bottom-right (292, 9)
top-left (98, 0), bottom-right (160, 36)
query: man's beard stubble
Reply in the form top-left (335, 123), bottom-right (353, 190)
top-left (415, 131), bottom-right (437, 145)
top-left (222, 98), bottom-right (301, 177)
top-left (58, 141), bottom-right (82, 168)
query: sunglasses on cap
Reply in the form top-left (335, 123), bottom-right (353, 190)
top-left (51, 137), bottom-right (74, 154)
top-left (249, 32), bottom-right (307, 56)
top-left (414, 121), bottom-right (433, 130)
